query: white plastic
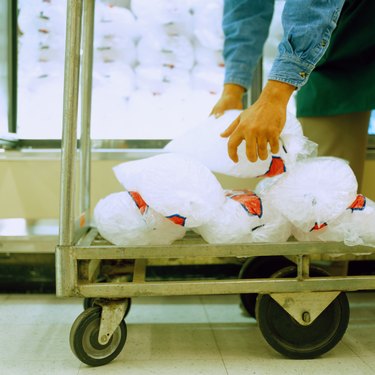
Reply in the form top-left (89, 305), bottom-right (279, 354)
top-left (113, 153), bottom-right (226, 227)
top-left (136, 33), bottom-right (195, 70)
top-left (267, 157), bottom-right (358, 233)
top-left (292, 194), bottom-right (375, 248)
top-left (195, 190), bottom-right (291, 244)
top-left (192, 0), bottom-right (224, 50)
top-left (94, 191), bottom-right (186, 246)
top-left (164, 110), bottom-right (315, 178)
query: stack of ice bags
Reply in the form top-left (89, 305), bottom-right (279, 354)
top-left (94, 152), bottom-right (292, 246)
top-left (94, 111), bottom-right (375, 248)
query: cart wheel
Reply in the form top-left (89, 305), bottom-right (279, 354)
top-left (238, 256), bottom-right (294, 318)
top-left (256, 266), bottom-right (350, 359)
top-left (70, 306), bottom-right (127, 367)
top-left (83, 297), bottom-right (132, 318)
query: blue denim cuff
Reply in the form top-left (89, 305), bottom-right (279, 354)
top-left (224, 61), bottom-right (254, 89)
top-left (268, 55), bottom-right (316, 88)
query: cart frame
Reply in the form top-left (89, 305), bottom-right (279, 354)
top-left (56, 0), bottom-right (375, 365)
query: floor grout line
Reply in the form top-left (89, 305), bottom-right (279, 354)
top-left (200, 296), bottom-right (230, 375)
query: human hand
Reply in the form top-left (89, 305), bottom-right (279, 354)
top-left (220, 80), bottom-right (295, 162)
top-left (210, 83), bottom-right (245, 118)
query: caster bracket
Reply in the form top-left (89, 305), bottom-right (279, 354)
top-left (96, 300), bottom-right (127, 345)
top-left (270, 291), bottom-right (340, 326)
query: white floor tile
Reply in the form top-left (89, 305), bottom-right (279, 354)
top-left (120, 323), bottom-right (222, 361)
top-left (78, 359), bottom-right (228, 375)
top-left (223, 356), bottom-right (374, 375)
top-left (0, 360), bottom-right (80, 375)
top-left (126, 296), bottom-right (208, 324)
top-left (0, 292), bottom-right (374, 374)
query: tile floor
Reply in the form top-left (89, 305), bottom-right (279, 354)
top-left (0, 292), bottom-right (374, 374)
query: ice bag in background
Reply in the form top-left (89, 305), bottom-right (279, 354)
top-left (267, 157), bottom-right (358, 233)
top-left (164, 110), bottom-right (316, 178)
top-left (113, 153), bottom-right (226, 227)
top-left (195, 190), bottom-right (292, 244)
top-left (94, 191), bottom-right (186, 246)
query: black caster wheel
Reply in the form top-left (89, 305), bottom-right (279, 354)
top-left (238, 256), bottom-right (294, 318)
top-left (83, 297), bottom-right (132, 319)
top-left (256, 265), bottom-right (350, 359)
top-left (70, 306), bottom-right (127, 366)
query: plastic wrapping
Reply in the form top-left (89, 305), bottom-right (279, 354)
top-left (94, 36), bottom-right (137, 66)
top-left (136, 33), bottom-right (195, 70)
top-left (94, 192), bottom-right (186, 246)
top-left (267, 157), bottom-right (358, 233)
top-left (194, 191), bottom-right (260, 244)
top-left (135, 66), bottom-right (191, 93)
top-left (95, 3), bottom-right (139, 41)
top-left (113, 153), bottom-right (226, 227)
top-left (191, 65), bottom-right (224, 94)
top-left (131, 0), bottom-right (191, 26)
top-left (193, 40), bottom-right (224, 67)
top-left (192, 0), bottom-right (224, 50)
top-left (195, 190), bottom-right (291, 244)
top-left (164, 110), bottom-right (315, 178)
top-left (292, 194), bottom-right (375, 248)
top-left (251, 195), bottom-right (292, 243)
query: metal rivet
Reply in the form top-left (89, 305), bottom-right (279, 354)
top-left (299, 72), bottom-right (307, 78)
top-left (302, 311), bottom-right (311, 323)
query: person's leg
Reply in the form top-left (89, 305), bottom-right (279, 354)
top-left (298, 111), bottom-right (371, 192)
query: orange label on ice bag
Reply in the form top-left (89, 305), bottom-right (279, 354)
top-left (348, 194), bottom-right (366, 212)
top-left (258, 156), bottom-right (286, 178)
top-left (166, 214), bottom-right (187, 226)
top-left (128, 191), bottom-right (148, 214)
top-left (310, 222), bottom-right (328, 232)
top-left (227, 190), bottom-right (263, 218)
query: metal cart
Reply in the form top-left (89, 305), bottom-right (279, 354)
top-left (56, 0), bottom-right (375, 367)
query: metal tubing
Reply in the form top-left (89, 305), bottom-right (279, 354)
top-left (59, 0), bottom-right (83, 246)
top-left (79, 0), bottom-right (95, 225)
top-left (77, 275), bottom-right (375, 298)
top-left (297, 255), bottom-right (310, 280)
top-left (70, 241), bottom-right (374, 260)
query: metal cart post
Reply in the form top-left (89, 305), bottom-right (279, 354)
top-left (56, 0), bottom-right (375, 367)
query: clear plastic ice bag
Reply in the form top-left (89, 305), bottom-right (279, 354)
top-left (195, 190), bottom-right (291, 244)
top-left (94, 191), bottom-right (186, 246)
top-left (113, 153), bottom-right (226, 227)
top-left (164, 110), bottom-right (316, 178)
top-left (267, 157), bottom-right (358, 233)
top-left (292, 194), bottom-right (375, 248)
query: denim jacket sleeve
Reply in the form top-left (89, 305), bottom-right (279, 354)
top-left (223, 0), bottom-right (346, 90)
top-left (223, 0), bottom-right (274, 90)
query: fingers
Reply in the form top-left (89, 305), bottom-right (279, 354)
top-left (257, 136), bottom-right (269, 161)
top-left (209, 107), bottom-right (224, 118)
top-left (269, 136), bottom-right (280, 154)
top-left (245, 134), bottom-right (257, 162)
top-left (227, 132), bottom-right (243, 163)
top-left (220, 116), bottom-right (240, 138)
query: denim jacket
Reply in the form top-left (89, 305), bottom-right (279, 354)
top-left (223, 0), bottom-right (346, 89)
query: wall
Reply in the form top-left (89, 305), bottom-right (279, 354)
top-left (1, 155), bottom-right (375, 220)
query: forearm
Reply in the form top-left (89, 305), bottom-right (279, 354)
top-left (259, 80), bottom-right (296, 106)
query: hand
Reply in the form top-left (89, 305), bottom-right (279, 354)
top-left (210, 83), bottom-right (245, 117)
top-left (221, 80), bottom-right (295, 162)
